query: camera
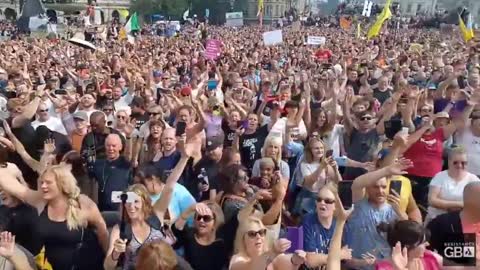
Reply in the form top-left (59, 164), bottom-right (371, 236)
top-left (111, 191), bottom-right (139, 204)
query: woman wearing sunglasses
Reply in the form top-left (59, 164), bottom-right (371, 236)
top-left (301, 184), bottom-right (352, 268)
top-left (171, 201), bottom-right (228, 270)
top-left (425, 146), bottom-right (480, 224)
top-left (230, 215), bottom-right (306, 270)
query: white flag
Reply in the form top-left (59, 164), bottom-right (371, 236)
top-left (183, 9), bottom-right (189, 20)
top-left (362, 0), bottom-right (373, 17)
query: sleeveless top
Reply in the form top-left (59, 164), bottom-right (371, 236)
top-left (375, 250), bottom-right (440, 270)
top-left (36, 205), bottom-right (104, 270)
top-left (123, 226), bottom-right (166, 270)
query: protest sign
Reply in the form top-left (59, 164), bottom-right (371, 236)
top-left (263, 30), bottom-right (283, 46)
top-left (307, 36), bottom-right (326, 45)
top-left (204, 39), bottom-right (222, 60)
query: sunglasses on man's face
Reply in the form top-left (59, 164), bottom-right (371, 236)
top-left (149, 112), bottom-right (161, 116)
top-left (38, 109), bottom-right (48, 113)
top-left (360, 116), bottom-right (373, 121)
top-left (246, 229), bottom-right (267, 238)
top-left (103, 108), bottom-right (113, 112)
top-left (196, 215), bottom-right (214, 223)
top-left (316, 197), bottom-right (335, 204)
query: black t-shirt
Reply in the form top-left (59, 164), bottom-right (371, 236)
top-left (239, 125), bottom-right (269, 171)
top-left (221, 121), bottom-right (236, 148)
top-left (192, 157), bottom-right (220, 201)
top-left (0, 203), bottom-right (42, 255)
top-left (131, 112), bottom-right (149, 130)
top-left (373, 88), bottom-right (392, 105)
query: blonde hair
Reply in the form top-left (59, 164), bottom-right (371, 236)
top-left (199, 201), bottom-right (225, 230)
top-left (233, 216), bottom-right (270, 256)
top-left (448, 145), bottom-right (467, 160)
top-left (125, 184), bottom-right (153, 223)
top-left (261, 136), bottom-right (283, 162)
top-left (136, 240), bottom-right (177, 270)
top-left (304, 137), bottom-right (327, 164)
top-left (43, 165), bottom-right (86, 230)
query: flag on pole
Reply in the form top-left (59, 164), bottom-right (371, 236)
top-left (339, 16), bottom-right (352, 30)
top-left (124, 12), bottom-right (139, 33)
top-left (367, 0), bottom-right (392, 39)
top-left (257, 0), bottom-right (264, 26)
top-left (183, 9), bottom-right (189, 21)
top-left (459, 8), bottom-right (474, 42)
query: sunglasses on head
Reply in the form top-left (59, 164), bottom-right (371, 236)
top-left (196, 215), bottom-right (214, 223)
top-left (316, 197), bottom-right (335, 204)
top-left (246, 229), bottom-right (267, 238)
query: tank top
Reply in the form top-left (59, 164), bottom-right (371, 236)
top-left (123, 227), bottom-right (166, 270)
top-left (36, 206), bottom-right (103, 270)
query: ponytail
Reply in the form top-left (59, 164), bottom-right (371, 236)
top-left (66, 189), bottom-right (86, 231)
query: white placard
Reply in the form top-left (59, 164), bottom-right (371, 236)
top-left (263, 30), bottom-right (283, 46)
top-left (307, 36), bottom-right (326, 45)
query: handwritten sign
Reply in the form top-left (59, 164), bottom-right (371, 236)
top-left (204, 39), bottom-right (222, 60)
top-left (263, 30), bottom-right (283, 46)
top-left (307, 36), bottom-right (326, 45)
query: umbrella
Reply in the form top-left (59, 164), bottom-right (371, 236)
top-left (68, 32), bottom-right (96, 51)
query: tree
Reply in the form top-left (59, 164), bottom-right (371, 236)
top-left (130, 0), bottom-right (189, 19)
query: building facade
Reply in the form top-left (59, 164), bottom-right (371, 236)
top-left (246, 0), bottom-right (288, 20)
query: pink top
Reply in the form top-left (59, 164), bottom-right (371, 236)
top-left (375, 250), bottom-right (440, 270)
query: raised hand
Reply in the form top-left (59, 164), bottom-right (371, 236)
top-left (391, 242), bottom-right (408, 270)
top-left (330, 187), bottom-right (354, 222)
top-left (386, 158), bottom-right (413, 175)
top-left (0, 231), bottom-right (15, 259)
top-left (273, 238), bottom-right (291, 254)
top-left (194, 202), bottom-right (213, 217)
top-left (44, 138), bottom-right (56, 154)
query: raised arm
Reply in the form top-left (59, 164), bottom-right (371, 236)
top-left (153, 137), bottom-right (192, 224)
top-left (11, 86), bottom-right (44, 128)
top-left (0, 167), bottom-right (44, 211)
top-left (3, 120), bottom-right (42, 173)
top-left (351, 159), bottom-right (412, 203)
top-left (0, 232), bottom-right (36, 270)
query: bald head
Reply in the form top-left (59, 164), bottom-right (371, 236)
top-left (161, 128), bottom-right (177, 153)
top-left (105, 134), bottom-right (123, 160)
top-left (90, 111), bottom-right (106, 133)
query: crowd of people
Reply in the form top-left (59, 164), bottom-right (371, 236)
top-left (0, 15), bottom-right (479, 270)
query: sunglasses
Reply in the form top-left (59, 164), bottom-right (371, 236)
top-left (316, 197), bottom-right (335, 204)
top-left (117, 115), bottom-right (126, 120)
top-left (360, 116), bottom-right (373, 121)
top-left (246, 229), bottom-right (267, 238)
top-left (38, 109), bottom-right (48, 113)
top-left (103, 108), bottom-right (113, 112)
top-left (453, 161), bottom-right (468, 166)
top-left (149, 112), bottom-right (161, 116)
top-left (196, 215), bottom-right (214, 223)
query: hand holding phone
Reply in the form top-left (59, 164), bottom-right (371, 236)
top-left (389, 180), bottom-right (402, 196)
top-left (175, 121), bottom-right (187, 136)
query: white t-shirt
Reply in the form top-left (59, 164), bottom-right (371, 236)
top-left (32, 116), bottom-right (67, 135)
top-left (455, 127), bottom-right (480, 175)
top-left (297, 161), bottom-right (329, 192)
top-left (427, 170), bottom-right (480, 220)
top-left (322, 124), bottom-right (344, 159)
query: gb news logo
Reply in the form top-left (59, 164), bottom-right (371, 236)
top-left (443, 233), bottom-right (476, 266)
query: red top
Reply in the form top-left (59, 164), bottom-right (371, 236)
top-left (315, 49), bottom-right (332, 61)
top-left (375, 250), bottom-right (440, 270)
top-left (404, 128), bottom-right (444, 178)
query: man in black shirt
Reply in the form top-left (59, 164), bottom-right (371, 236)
top-left (192, 133), bottom-right (224, 201)
top-left (130, 96), bottom-right (149, 130)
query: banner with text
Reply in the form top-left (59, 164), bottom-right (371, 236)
top-left (204, 39), bottom-right (222, 60)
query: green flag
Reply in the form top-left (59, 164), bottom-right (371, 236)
top-left (125, 12), bottom-right (139, 33)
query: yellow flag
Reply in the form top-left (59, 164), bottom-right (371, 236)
top-left (459, 15), bottom-right (474, 42)
top-left (357, 23), bottom-right (361, 38)
top-left (367, 0), bottom-right (392, 39)
top-left (119, 28), bottom-right (127, 40)
top-left (257, 0), bottom-right (264, 17)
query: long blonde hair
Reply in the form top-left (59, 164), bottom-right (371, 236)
top-left (233, 216), bottom-right (271, 256)
top-left (125, 184), bottom-right (154, 223)
top-left (43, 164), bottom-right (86, 230)
top-left (261, 136), bottom-right (283, 162)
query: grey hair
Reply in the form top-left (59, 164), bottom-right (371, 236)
top-left (447, 145), bottom-right (467, 159)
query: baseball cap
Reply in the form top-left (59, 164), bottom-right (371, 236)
top-left (180, 86), bottom-right (192, 96)
top-left (206, 133), bottom-right (225, 151)
top-left (73, 111), bottom-right (89, 122)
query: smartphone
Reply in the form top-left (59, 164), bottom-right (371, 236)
top-left (457, 76), bottom-right (467, 89)
top-left (338, 181), bottom-right (353, 209)
top-left (389, 180), bottom-right (402, 195)
top-left (111, 191), bottom-right (139, 203)
top-left (207, 80), bottom-right (218, 90)
top-left (175, 121), bottom-right (187, 136)
top-left (54, 89), bottom-right (68, 95)
top-left (237, 120), bottom-right (248, 129)
top-left (326, 149), bottom-right (334, 158)
top-left (334, 156), bottom-right (348, 167)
